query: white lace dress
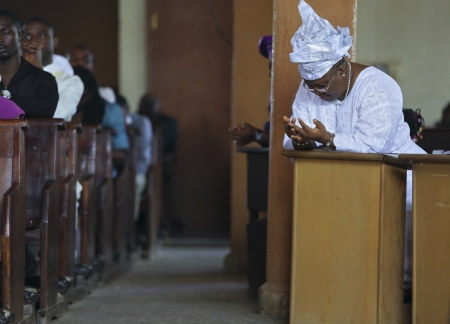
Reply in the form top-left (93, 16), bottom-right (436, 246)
top-left (284, 66), bottom-right (425, 154)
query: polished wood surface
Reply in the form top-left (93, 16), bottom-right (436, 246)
top-left (400, 153), bottom-right (450, 164)
top-left (25, 119), bottom-right (65, 318)
top-left (0, 120), bottom-right (27, 323)
top-left (283, 150), bottom-right (412, 169)
top-left (290, 156), bottom-right (406, 323)
top-left (400, 155), bottom-right (450, 324)
top-left (77, 125), bottom-right (100, 270)
top-left (94, 129), bottom-right (114, 281)
top-left (113, 131), bottom-right (136, 268)
top-left (59, 123), bottom-right (81, 280)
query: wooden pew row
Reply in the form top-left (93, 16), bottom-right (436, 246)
top-left (0, 120), bottom-right (29, 324)
top-left (0, 118), bottom-right (149, 323)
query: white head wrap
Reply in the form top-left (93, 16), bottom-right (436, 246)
top-left (290, 0), bottom-right (352, 80)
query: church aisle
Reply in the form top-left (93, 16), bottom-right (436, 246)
top-left (56, 247), bottom-right (288, 324)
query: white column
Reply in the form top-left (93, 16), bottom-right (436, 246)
top-left (119, 0), bottom-right (147, 112)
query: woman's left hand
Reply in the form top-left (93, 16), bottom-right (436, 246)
top-left (296, 118), bottom-right (331, 144)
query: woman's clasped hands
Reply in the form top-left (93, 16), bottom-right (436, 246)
top-left (282, 116), bottom-right (332, 146)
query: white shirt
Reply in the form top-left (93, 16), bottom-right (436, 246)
top-left (284, 66), bottom-right (426, 155)
top-left (45, 61), bottom-right (84, 121)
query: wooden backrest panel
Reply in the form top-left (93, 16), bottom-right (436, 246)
top-left (0, 120), bottom-right (27, 322)
top-left (0, 158), bottom-right (12, 221)
top-left (0, 127), bottom-right (13, 158)
top-left (77, 124), bottom-right (100, 180)
top-left (25, 119), bottom-right (64, 309)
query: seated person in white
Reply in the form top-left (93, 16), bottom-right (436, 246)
top-left (23, 17), bottom-right (83, 121)
top-left (282, 0), bottom-right (425, 289)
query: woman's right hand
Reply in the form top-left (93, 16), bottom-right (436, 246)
top-left (283, 116), bottom-right (308, 143)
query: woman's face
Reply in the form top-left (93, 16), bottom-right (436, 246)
top-left (303, 63), bottom-right (347, 101)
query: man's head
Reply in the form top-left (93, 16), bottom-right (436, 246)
top-left (138, 93), bottom-right (160, 122)
top-left (23, 17), bottom-right (58, 67)
top-left (67, 44), bottom-right (94, 72)
top-left (0, 9), bottom-right (23, 62)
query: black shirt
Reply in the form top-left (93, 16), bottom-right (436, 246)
top-left (0, 58), bottom-right (59, 118)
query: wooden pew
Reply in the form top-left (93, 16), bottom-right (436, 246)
top-left (58, 123), bottom-right (81, 303)
top-left (75, 124), bottom-right (100, 292)
top-left (237, 147), bottom-right (269, 300)
top-left (0, 120), bottom-right (30, 324)
top-left (399, 154), bottom-right (450, 324)
top-left (283, 150), bottom-right (410, 324)
top-left (112, 131), bottom-right (137, 271)
top-left (141, 128), bottom-right (163, 259)
top-left (24, 119), bottom-right (66, 323)
top-left (416, 128), bottom-right (450, 153)
top-left (93, 129), bottom-right (115, 283)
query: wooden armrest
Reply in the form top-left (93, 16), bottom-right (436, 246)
top-left (2, 183), bottom-right (22, 264)
top-left (26, 118), bottom-right (65, 129)
top-left (3, 183), bottom-right (21, 236)
top-left (60, 175), bottom-right (76, 218)
top-left (40, 179), bottom-right (56, 223)
top-left (0, 120), bottom-right (29, 131)
top-left (81, 124), bottom-right (102, 133)
top-left (66, 122), bottom-right (82, 133)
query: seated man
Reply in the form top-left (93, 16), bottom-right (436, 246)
top-left (0, 9), bottom-right (58, 118)
top-left (67, 44), bottom-right (116, 104)
top-left (23, 17), bottom-right (84, 121)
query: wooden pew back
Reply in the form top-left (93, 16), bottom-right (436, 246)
top-left (59, 123), bottom-right (81, 279)
top-left (94, 129), bottom-right (114, 279)
top-left (25, 118), bottom-right (65, 318)
top-left (77, 124), bottom-right (100, 269)
top-left (0, 120), bottom-right (27, 323)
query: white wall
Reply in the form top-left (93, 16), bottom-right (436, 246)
top-left (356, 0), bottom-right (450, 125)
top-left (119, 0), bottom-right (147, 112)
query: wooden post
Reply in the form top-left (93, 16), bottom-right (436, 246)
top-left (260, 0), bottom-right (357, 316)
top-left (399, 154), bottom-right (450, 324)
top-left (285, 151), bottom-right (408, 323)
top-left (226, 0), bottom-right (273, 274)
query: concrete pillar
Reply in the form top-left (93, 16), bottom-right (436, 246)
top-left (225, 0), bottom-right (273, 274)
top-left (258, 0), bottom-right (357, 316)
top-left (119, 0), bottom-right (147, 111)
